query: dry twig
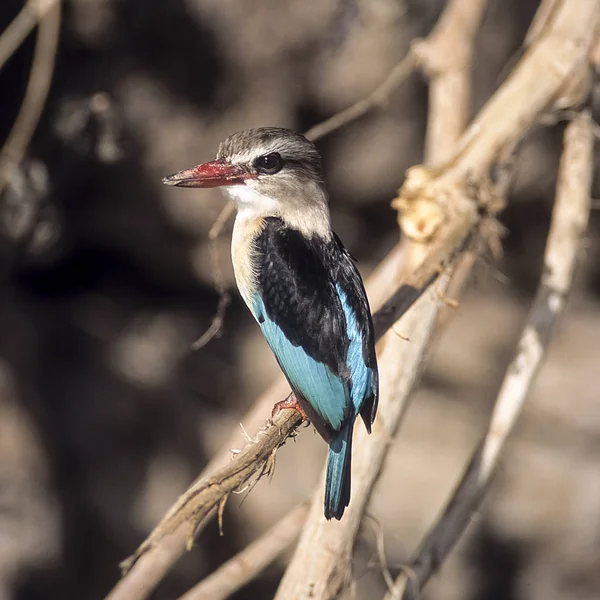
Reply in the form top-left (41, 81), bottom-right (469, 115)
top-left (0, 0), bottom-right (61, 194)
top-left (0, 0), bottom-right (58, 71)
top-left (179, 503), bottom-right (309, 600)
top-left (191, 203), bottom-right (235, 350)
top-left (303, 52), bottom-right (417, 142)
top-left (119, 409), bottom-right (304, 575)
top-left (386, 108), bottom-right (594, 600)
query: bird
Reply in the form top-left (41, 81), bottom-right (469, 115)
top-left (162, 127), bottom-right (378, 520)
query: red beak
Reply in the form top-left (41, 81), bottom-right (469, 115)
top-left (161, 159), bottom-right (253, 188)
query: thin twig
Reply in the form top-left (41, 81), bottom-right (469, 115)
top-left (208, 202), bottom-right (235, 241)
top-left (178, 503), bottom-right (309, 600)
top-left (191, 203), bottom-right (235, 349)
top-left (304, 52), bottom-right (417, 142)
top-left (118, 409), bottom-right (304, 575)
top-left (0, 0), bottom-right (58, 71)
top-left (0, 0), bottom-right (61, 193)
top-left (387, 108), bottom-right (594, 600)
top-left (191, 291), bottom-right (231, 350)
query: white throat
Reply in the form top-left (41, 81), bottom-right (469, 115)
top-left (224, 185), bottom-right (279, 214)
top-left (223, 184), bottom-right (332, 239)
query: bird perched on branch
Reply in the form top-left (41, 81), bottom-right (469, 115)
top-left (163, 128), bottom-right (378, 520)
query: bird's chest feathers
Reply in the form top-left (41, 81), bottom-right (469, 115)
top-left (231, 213), bottom-right (265, 312)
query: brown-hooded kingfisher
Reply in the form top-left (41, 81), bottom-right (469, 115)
top-left (162, 128), bottom-right (379, 520)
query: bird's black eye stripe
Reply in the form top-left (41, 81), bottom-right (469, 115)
top-left (254, 152), bottom-right (283, 175)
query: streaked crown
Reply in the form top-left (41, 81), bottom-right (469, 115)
top-left (217, 127), bottom-right (323, 184)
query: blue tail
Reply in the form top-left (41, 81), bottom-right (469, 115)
top-left (324, 420), bottom-right (353, 520)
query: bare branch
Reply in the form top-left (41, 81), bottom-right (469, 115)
top-left (386, 108), bottom-right (594, 600)
top-left (525, 0), bottom-right (561, 46)
top-left (304, 52), bottom-right (417, 142)
top-left (191, 291), bottom-right (231, 350)
top-left (412, 0), bottom-right (488, 166)
top-left (118, 408), bottom-right (304, 576)
top-left (0, 0), bottom-right (61, 194)
top-left (178, 503), bottom-right (309, 600)
top-left (0, 0), bottom-right (58, 71)
top-left (191, 202), bottom-right (235, 350)
top-left (303, 0), bottom-right (485, 150)
top-left (446, 0), bottom-right (599, 181)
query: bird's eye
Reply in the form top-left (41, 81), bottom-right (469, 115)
top-left (254, 152), bottom-right (283, 175)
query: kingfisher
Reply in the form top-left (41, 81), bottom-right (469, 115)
top-left (162, 128), bottom-right (378, 520)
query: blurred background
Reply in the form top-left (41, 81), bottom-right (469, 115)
top-left (0, 0), bottom-right (599, 599)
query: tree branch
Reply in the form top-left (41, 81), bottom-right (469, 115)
top-left (118, 408), bottom-right (304, 575)
top-left (386, 107), bottom-right (594, 600)
top-left (0, 0), bottom-right (61, 194)
top-left (303, 52), bottom-right (417, 143)
top-left (0, 0), bottom-right (58, 71)
top-left (413, 0), bottom-right (488, 166)
top-left (191, 202), bottom-right (235, 350)
top-left (445, 0), bottom-right (598, 181)
top-left (179, 503), bottom-right (309, 600)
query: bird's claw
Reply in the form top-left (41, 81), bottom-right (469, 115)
top-left (272, 393), bottom-right (309, 424)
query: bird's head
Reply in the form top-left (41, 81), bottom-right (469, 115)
top-left (162, 128), bottom-right (330, 234)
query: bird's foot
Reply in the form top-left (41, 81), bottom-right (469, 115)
top-left (272, 393), bottom-right (308, 422)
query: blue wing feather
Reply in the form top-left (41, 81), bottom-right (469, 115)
top-left (336, 285), bottom-right (374, 410)
top-left (253, 295), bottom-right (350, 432)
top-left (252, 286), bottom-right (374, 436)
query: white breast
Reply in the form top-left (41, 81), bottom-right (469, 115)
top-left (231, 210), bottom-right (264, 315)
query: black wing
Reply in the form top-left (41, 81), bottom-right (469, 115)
top-left (255, 217), bottom-right (378, 434)
top-left (255, 217), bottom-right (350, 379)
